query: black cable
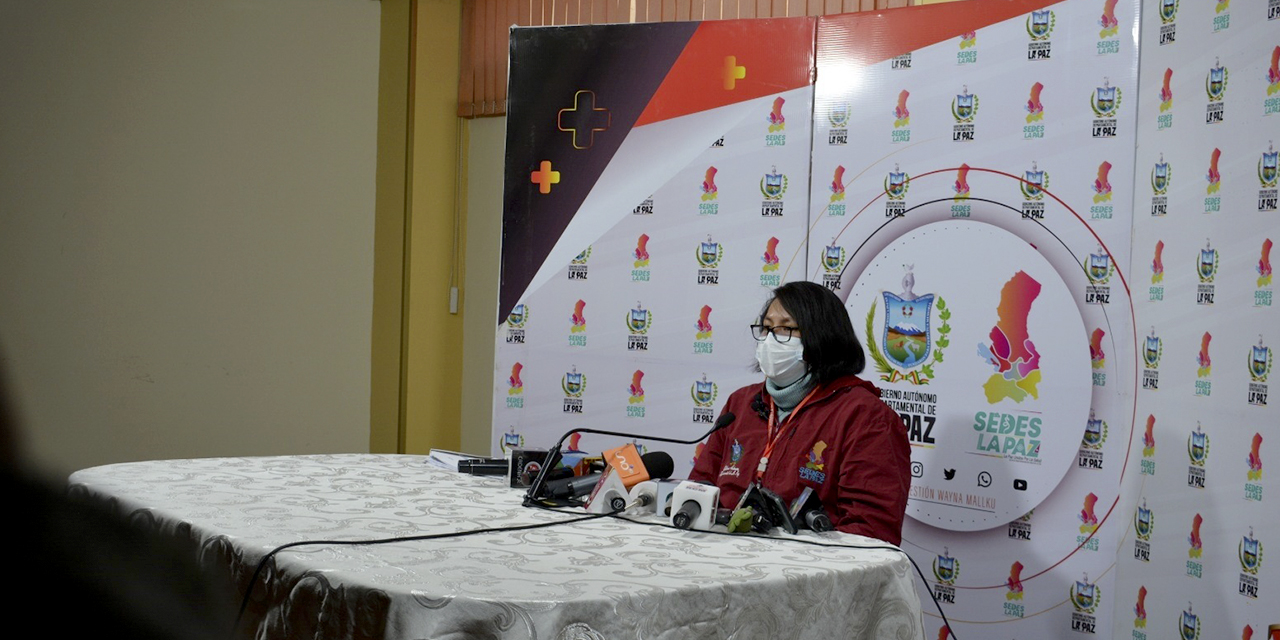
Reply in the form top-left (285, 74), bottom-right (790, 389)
top-left (234, 498), bottom-right (951, 639)
top-left (598, 510), bottom-right (957, 639)
top-left (230, 510), bottom-right (614, 636)
top-left (524, 499), bottom-right (955, 637)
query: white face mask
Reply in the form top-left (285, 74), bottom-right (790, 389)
top-left (756, 333), bottom-right (807, 386)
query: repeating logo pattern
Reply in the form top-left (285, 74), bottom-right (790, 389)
top-left (628, 370), bottom-right (645, 404)
top-left (1070, 573), bottom-right (1101, 613)
top-left (500, 426), bottom-right (524, 454)
top-left (1082, 410), bottom-right (1108, 449)
top-left (1098, 0), bottom-right (1120, 39)
top-left (1197, 240), bottom-right (1219, 283)
top-left (1079, 492), bottom-right (1100, 533)
top-left (1093, 161), bottom-right (1113, 203)
top-left (700, 167), bottom-right (718, 202)
top-left (760, 167), bottom-right (788, 201)
top-left (1180, 604), bottom-right (1201, 640)
top-left (1188, 424), bottom-right (1210, 467)
top-left (1160, 68), bottom-right (1174, 112)
top-left (1188, 513), bottom-right (1205, 558)
top-left (1145, 328), bottom-right (1164, 369)
top-left (1197, 332), bottom-right (1213, 379)
top-left (1091, 327), bottom-right (1107, 369)
top-left (1239, 527), bottom-right (1263, 575)
top-left (1087, 250), bottom-right (1114, 284)
top-left (1092, 80), bottom-right (1121, 117)
top-left (1206, 148), bottom-right (1223, 195)
top-left (933, 547), bottom-right (960, 584)
top-left (1027, 10), bottom-right (1054, 40)
top-left (885, 165), bottom-right (910, 200)
top-left (893, 90), bottom-right (911, 129)
top-left (1206, 59), bottom-right (1229, 102)
top-left (1249, 337), bottom-right (1271, 383)
top-left (507, 362), bottom-right (524, 396)
top-left (1246, 432), bottom-right (1263, 482)
top-left (1135, 499), bottom-right (1154, 540)
top-left (1021, 162), bottom-right (1048, 200)
top-left (1026, 82), bottom-right (1045, 123)
top-left (1153, 156), bottom-right (1171, 194)
top-left (690, 374), bottom-right (718, 408)
top-left (562, 367), bottom-right (586, 397)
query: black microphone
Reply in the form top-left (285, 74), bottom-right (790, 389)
top-left (711, 411), bottom-right (737, 434)
top-left (750, 392), bottom-right (768, 419)
top-left (788, 487), bottom-right (834, 532)
top-left (524, 413), bottom-right (736, 507)
top-left (732, 482), bottom-right (798, 534)
top-left (758, 486), bottom-right (797, 535)
top-left (672, 500), bottom-right (702, 530)
top-left (544, 452), bottom-right (675, 500)
top-left (732, 483), bottom-right (776, 533)
top-left (641, 451), bottom-right (676, 481)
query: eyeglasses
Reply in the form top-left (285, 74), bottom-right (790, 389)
top-left (749, 324), bottom-right (800, 342)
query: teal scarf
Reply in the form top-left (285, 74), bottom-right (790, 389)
top-left (765, 372), bottom-right (815, 422)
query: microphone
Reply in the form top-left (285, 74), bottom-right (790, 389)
top-left (732, 482), bottom-right (798, 534)
top-left (548, 451), bottom-right (675, 501)
top-left (670, 480), bottom-right (719, 530)
top-left (758, 486), bottom-right (797, 535)
top-left (585, 468), bottom-right (631, 514)
top-left (712, 411), bottom-right (737, 433)
top-left (621, 455), bottom-right (676, 513)
top-left (788, 487), bottom-right (834, 532)
top-left (585, 450), bottom-right (675, 513)
top-left (523, 413), bottom-right (736, 507)
top-left (544, 473), bottom-right (608, 500)
top-left (626, 480), bottom-right (657, 512)
top-left (654, 479), bottom-right (681, 516)
top-left (733, 483), bottom-right (776, 533)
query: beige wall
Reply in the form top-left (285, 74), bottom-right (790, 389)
top-left (399, 0), bottom-right (465, 456)
top-left (0, 0), bottom-right (381, 475)
top-left (459, 116), bottom-right (506, 456)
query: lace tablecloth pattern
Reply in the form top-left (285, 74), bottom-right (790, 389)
top-left (69, 454), bottom-right (923, 640)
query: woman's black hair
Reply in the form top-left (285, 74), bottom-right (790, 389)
top-left (758, 281), bottom-right (866, 385)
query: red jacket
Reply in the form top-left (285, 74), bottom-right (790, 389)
top-left (690, 375), bottom-right (910, 545)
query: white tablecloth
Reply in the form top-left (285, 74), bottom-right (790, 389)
top-left (69, 454), bottom-right (923, 640)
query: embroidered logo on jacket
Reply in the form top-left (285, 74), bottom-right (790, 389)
top-left (799, 441), bottom-right (828, 484)
top-left (719, 439), bottom-right (744, 478)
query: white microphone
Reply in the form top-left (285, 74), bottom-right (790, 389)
top-left (670, 480), bottom-right (720, 530)
top-left (654, 479), bottom-right (681, 516)
top-left (585, 467), bottom-right (631, 514)
top-left (626, 480), bottom-right (658, 513)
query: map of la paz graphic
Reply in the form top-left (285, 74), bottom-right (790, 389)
top-left (979, 271), bottom-right (1043, 404)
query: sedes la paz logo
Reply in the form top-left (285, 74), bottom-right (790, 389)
top-left (849, 220), bottom-right (1088, 532)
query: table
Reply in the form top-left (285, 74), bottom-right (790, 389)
top-left (69, 454), bottom-right (924, 640)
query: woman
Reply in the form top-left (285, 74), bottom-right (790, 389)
top-left (689, 281), bottom-right (911, 544)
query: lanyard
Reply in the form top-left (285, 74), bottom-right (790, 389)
top-left (755, 385), bottom-right (822, 482)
